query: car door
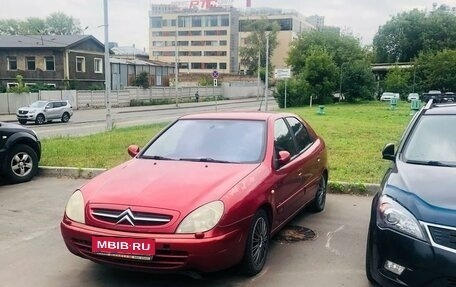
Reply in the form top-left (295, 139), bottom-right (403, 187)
top-left (284, 116), bottom-right (322, 205)
top-left (272, 118), bottom-right (303, 226)
top-left (43, 102), bottom-right (56, 119)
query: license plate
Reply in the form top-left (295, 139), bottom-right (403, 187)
top-left (92, 236), bottom-right (156, 257)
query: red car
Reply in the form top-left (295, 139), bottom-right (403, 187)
top-left (61, 112), bottom-right (328, 276)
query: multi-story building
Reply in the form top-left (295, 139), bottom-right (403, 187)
top-left (149, 4), bottom-right (239, 74)
top-left (306, 15), bottom-right (325, 31)
top-left (238, 9), bottom-right (314, 70)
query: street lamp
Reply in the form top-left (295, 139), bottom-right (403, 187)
top-left (103, 0), bottom-right (112, 131)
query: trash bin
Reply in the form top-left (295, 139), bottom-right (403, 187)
top-left (317, 105), bottom-right (325, 115)
top-left (410, 99), bottom-right (421, 115)
top-left (390, 98), bottom-right (398, 110)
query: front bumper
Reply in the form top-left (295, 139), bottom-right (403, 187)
top-left (61, 217), bottom-right (248, 273)
top-left (369, 225), bottom-right (456, 287)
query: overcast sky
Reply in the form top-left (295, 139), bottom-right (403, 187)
top-left (1, 0), bottom-right (453, 50)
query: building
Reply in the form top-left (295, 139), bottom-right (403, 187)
top-left (110, 43), bottom-right (150, 61)
top-left (149, 4), bottom-right (239, 74)
top-left (306, 15), bottom-right (325, 31)
top-left (238, 9), bottom-right (314, 69)
top-left (0, 35), bottom-right (105, 90)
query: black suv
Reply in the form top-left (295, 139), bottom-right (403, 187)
top-left (0, 122), bottom-right (41, 183)
top-left (366, 98), bottom-right (456, 286)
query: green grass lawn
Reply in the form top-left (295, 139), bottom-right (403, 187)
top-left (41, 101), bottom-right (416, 183)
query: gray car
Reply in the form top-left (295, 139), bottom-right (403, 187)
top-left (16, 100), bottom-right (73, 125)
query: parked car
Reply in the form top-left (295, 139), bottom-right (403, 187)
top-left (0, 122), bottom-right (41, 183)
top-left (380, 92), bottom-right (400, 101)
top-left (16, 100), bottom-right (73, 125)
top-left (406, 92), bottom-right (420, 102)
top-left (366, 99), bottom-right (456, 286)
top-left (61, 112), bottom-right (328, 275)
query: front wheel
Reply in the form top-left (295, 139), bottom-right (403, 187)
top-left (239, 209), bottom-right (270, 276)
top-left (4, 144), bottom-right (38, 184)
top-left (309, 175), bottom-right (327, 212)
top-left (35, 114), bottom-right (45, 125)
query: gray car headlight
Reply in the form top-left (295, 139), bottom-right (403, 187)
top-left (176, 201), bottom-right (224, 234)
top-left (377, 195), bottom-right (427, 241)
top-left (65, 190), bottom-right (85, 224)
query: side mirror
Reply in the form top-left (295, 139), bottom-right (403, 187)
top-left (382, 143), bottom-right (395, 161)
top-left (128, 145), bottom-right (140, 158)
top-left (278, 150), bottom-right (291, 166)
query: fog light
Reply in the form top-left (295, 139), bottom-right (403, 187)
top-left (384, 260), bottom-right (405, 275)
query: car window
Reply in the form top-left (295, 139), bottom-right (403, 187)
top-left (30, 101), bottom-right (47, 108)
top-left (285, 117), bottom-right (313, 152)
top-left (403, 115), bottom-right (456, 164)
top-left (142, 119), bottom-right (266, 163)
top-left (46, 103), bottom-right (54, 109)
top-left (274, 119), bottom-right (296, 157)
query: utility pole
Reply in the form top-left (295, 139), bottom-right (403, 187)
top-left (174, 19), bottom-right (179, 107)
top-left (103, 0), bottom-right (112, 131)
top-left (257, 50), bottom-right (260, 100)
top-left (265, 35), bottom-right (269, 111)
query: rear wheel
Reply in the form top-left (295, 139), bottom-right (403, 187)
top-left (239, 209), bottom-right (270, 276)
top-left (18, 119), bottom-right (27, 125)
top-left (61, 112), bottom-right (70, 123)
top-left (4, 144), bottom-right (38, 184)
top-left (35, 114), bottom-right (45, 125)
top-left (309, 175), bottom-right (327, 212)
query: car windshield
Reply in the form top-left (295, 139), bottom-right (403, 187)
top-left (403, 115), bottom-right (456, 166)
top-left (29, 101), bottom-right (47, 108)
top-left (142, 119), bottom-right (266, 164)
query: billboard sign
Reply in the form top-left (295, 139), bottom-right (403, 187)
top-left (274, 68), bottom-right (292, 79)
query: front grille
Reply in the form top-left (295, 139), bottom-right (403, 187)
top-left (71, 238), bottom-right (189, 269)
top-left (426, 277), bottom-right (456, 287)
top-left (428, 226), bottom-right (456, 250)
top-left (92, 208), bottom-right (172, 226)
top-left (18, 110), bottom-right (28, 115)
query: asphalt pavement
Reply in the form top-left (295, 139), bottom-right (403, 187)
top-left (0, 176), bottom-right (374, 287)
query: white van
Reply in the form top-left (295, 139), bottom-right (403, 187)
top-left (380, 92), bottom-right (400, 101)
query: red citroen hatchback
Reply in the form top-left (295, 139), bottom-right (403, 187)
top-left (61, 112), bottom-right (328, 276)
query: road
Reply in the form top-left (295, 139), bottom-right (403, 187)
top-left (0, 176), bottom-right (374, 287)
top-left (21, 98), bottom-right (278, 138)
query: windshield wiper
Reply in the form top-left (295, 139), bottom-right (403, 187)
top-left (142, 155), bottom-right (176, 161)
top-left (179, 157), bottom-right (234, 163)
top-left (406, 160), bottom-right (454, 167)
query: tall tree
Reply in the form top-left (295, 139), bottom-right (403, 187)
top-left (415, 49), bottom-right (456, 92)
top-left (373, 7), bottom-right (456, 63)
top-left (341, 60), bottom-right (376, 102)
top-left (383, 66), bottom-right (411, 98)
top-left (239, 18), bottom-right (279, 76)
top-left (0, 12), bottom-right (82, 35)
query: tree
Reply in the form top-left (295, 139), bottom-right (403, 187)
top-left (373, 8), bottom-right (456, 63)
top-left (303, 49), bottom-right (338, 104)
top-left (239, 18), bottom-right (279, 76)
top-left (133, 72), bottom-right (150, 89)
top-left (274, 74), bottom-right (310, 108)
top-left (415, 49), bottom-right (456, 92)
top-left (0, 12), bottom-right (83, 35)
top-left (287, 30), bottom-right (366, 74)
top-left (341, 60), bottom-right (376, 102)
top-left (383, 66), bottom-right (411, 98)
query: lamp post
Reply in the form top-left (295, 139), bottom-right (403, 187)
top-left (264, 34), bottom-right (269, 111)
top-left (103, 0), bottom-right (112, 131)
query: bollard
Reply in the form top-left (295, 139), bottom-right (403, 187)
top-left (316, 105), bottom-right (326, 115)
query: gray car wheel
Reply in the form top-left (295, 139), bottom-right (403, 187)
top-left (4, 144), bottom-right (38, 183)
top-left (35, 114), bottom-right (45, 125)
top-left (61, 112), bottom-right (70, 123)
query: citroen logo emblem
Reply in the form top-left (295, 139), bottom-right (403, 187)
top-left (116, 208), bottom-right (135, 226)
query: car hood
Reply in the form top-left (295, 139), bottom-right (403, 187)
top-left (18, 107), bottom-right (40, 112)
top-left (81, 158), bottom-right (261, 212)
top-left (0, 122), bottom-right (35, 134)
top-left (385, 160), bottom-right (456, 225)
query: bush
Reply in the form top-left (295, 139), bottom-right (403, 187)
top-left (133, 72), bottom-right (150, 89)
top-left (274, 76), bottom-right (311, 108)
top-left (7, 75), bottom-right (29, 94)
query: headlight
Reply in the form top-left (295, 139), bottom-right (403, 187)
top-left (65, 190), bottom-right (85, 224)
top-left (176, 201), bottom-right (224, 234)
top-left (377, 195), bottom-right (427, 241)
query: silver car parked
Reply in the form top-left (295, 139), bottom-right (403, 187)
top-left (16, 100), bottom-right (73, 125)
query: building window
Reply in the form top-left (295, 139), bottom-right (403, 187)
top-left (192, 16), bottom-right (202, 27)
top-left (220, 40), bottom-right (227, 46)
top-left (44, 56), bottom-right (55, 71)
top-left (6, 83), bottom-right (18, 89)
top-left (94, 58), bottom-right (103, 73)
top-left (76, 56), bottom-right (86, 72)
top-left (191, 63), bottom-right (202, 69)
top-left (7, 56), bottom-right (17, 71)
top-left (221, 15), bottom-right (229, 26)
top-left (178, 41), bottom-right (189, 46)
top-left (26, 56), bottom-right (36, 71)
top-left (205, 63), bottom-right (217, 69)
top-left (150, 17), bottom-right (163, 28)
top-left (204, 30), bottom-right (228, 36)
top-left (219, 63), bottom-right (227, 70)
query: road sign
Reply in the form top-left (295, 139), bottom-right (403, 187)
top-left (213, 78), bottom-right (218, 87)
top-left (212, 70), bottom-right (219, 79)
top-left (274, 68), bottom-right (291, 79)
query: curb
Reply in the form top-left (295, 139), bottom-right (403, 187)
top-left (38, 166), bottom-right (380, 195)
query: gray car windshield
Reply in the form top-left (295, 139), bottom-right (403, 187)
top-left (403, 115), bottom-right (456, 166)
top-left (142, 119), bottom-right (266, 163)
top-left (30, 101), bottom-right (47, 108)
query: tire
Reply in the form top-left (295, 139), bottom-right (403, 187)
top-left (61, 112), bottom-right (70, 123)
top-left (35, 114), bottom-right (45, 125)
top-left (365, 225), bottom-right (375, 283)
top-left (18, 119), bottom-right (27, 125)
top-left (4, 144), bottom-right (38, 184)
top-left (309, 174), bottom-right (327, 212)
top-left (239, 209), bottom-right (270, 276)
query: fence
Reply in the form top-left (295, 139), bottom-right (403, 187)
top-left (0, 83), bottom-right (260, 115)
